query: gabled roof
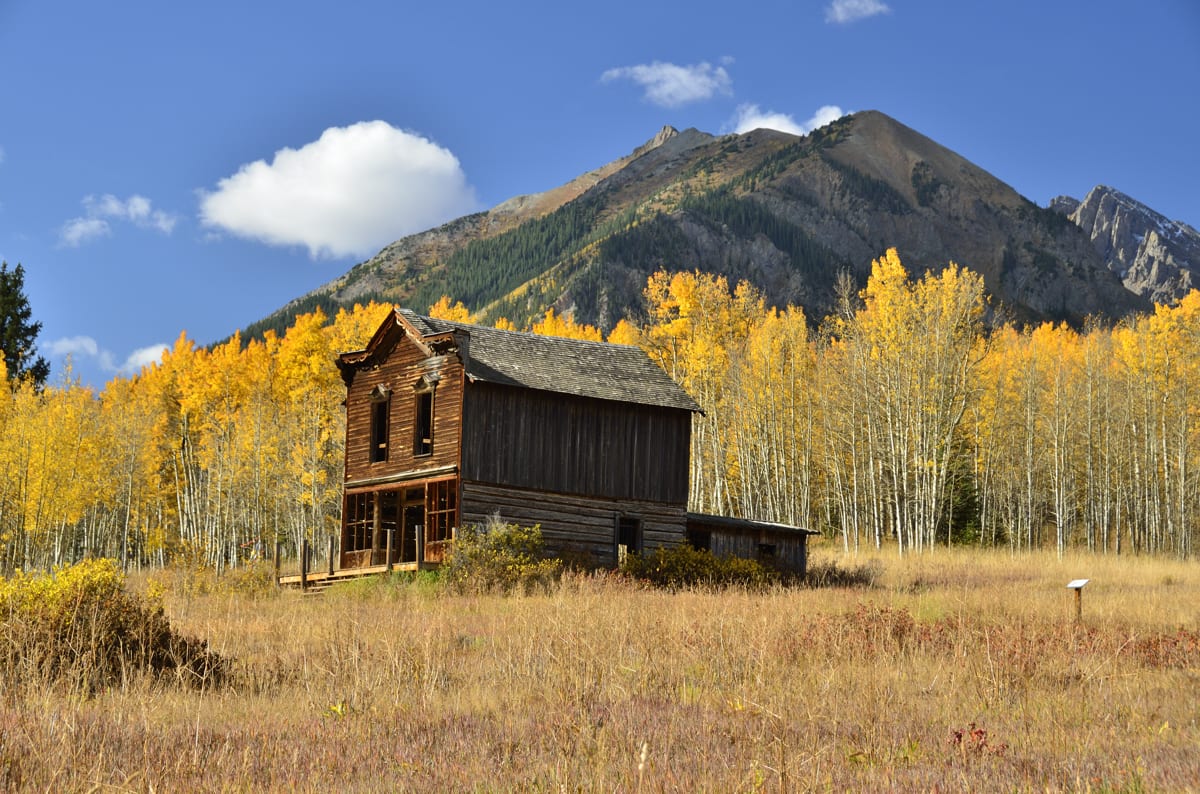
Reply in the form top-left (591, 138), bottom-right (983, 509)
top-left (342, 308), bottom-right (701, 413)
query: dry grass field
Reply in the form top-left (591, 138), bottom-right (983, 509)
top-left (2, 545), bottom-right (1198, 792)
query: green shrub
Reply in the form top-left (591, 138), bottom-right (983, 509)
top-left (442, 519), bottom-right (563, 595)
top-left (0, 558), bottom-right (224, 694)
top-left (620, 544), bottom-right (778, 589)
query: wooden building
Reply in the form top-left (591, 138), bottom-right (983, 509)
top-left (334, 308), bottom-right (817, 574)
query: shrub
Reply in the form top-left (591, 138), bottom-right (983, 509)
top-left (442, 519), bottom-right (563, 595)
top-left (620, 544), bottom-right (778, 589)
top-left (0, 558), bottom-right (224, 694)
top-left (804, 556), bottom-right (883, 588)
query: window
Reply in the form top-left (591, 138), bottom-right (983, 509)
top-left (687, 529), bottom-right (712, 552)
top-left (414, 389), bottom-right (433, 456)
top-left (425, 479), bottom-right (457, 544)
top-left (343, 492), bottom-right (373, 553)
top-left (369, 388), bottom-right (390, 463)
top-left (757, 543), bottom-right (777, 560)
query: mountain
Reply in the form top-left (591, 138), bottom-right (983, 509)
top-left (247, 111), bottom-right (1153, 339)
top-left (1050, 186), bottom-right (1199, 306)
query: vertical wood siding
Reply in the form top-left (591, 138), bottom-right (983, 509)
top-left (460, 382), bottom-right (690, 504)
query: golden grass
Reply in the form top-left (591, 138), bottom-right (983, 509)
top-left (2, 547), bottom-right (1198, 792)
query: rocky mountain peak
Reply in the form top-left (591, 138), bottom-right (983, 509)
top-left (1066, 185), bottom-right (1198, 304)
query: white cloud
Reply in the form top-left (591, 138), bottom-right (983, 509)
top-left (121, 344), bottom-right (169, 373)
top-left (59, 193), bottom-right (178, 247)
top-left (60, 217), bottom-right (111, 247)
top-left (731, 104), bottom-right (847, 136)
top-left (601, 60), bottom-right (733, 108)
top-left (198, 121), bottom-right (479, 259)
top-left (47, 336), bottom-right (167, 375)
top-left (826, 0), bottom-right (891, 24)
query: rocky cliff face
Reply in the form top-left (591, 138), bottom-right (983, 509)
top-left (1053, 186), bottom-right (1199, 305)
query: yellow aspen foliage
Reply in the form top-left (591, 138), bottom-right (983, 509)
top-left (428, 295), bottom-right (475, 323)
top-left (606, 318), bottom-right (641, 347)
top-left (492, 317), bottom-right (517, 331)
top-left (531, 308), bottom-right (603, 341)
top-left (328, 301), bottom-right (395, 353)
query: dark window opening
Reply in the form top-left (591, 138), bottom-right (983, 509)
top-left (369, 398), bottom-right (390, 462)
top-left (757, 543), bottom-right (777, 559)
top-left (687, 529), bottom-right (712, 551)
top-left (414, 390), bottom-right (433, 456)
top-left (615, 516), bottom-right (642, 564)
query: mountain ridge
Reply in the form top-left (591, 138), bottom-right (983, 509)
top-left (245, 111), bottom-right (1175, 341)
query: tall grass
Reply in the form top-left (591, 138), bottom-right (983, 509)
top-left (1, 547), bottom-right (1197, 791)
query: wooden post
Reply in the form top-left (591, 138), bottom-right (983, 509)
top-left (386, 526), bottom-right (394, 573)
top-left (273, 540), bottom-right (281, 586)
top-left (300, 538), bottom-right (309, 593)
top-left (327, 536), bottom-right (335, 576)
top-left (416, 523), bottom-right (424, 570)
top-left (372, 491), bottom-right (383, 565)
top-left (1066, 579), bottom-right (1089, 623)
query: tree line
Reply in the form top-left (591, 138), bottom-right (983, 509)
top-left (1, 249), bottom-right (1197, 571)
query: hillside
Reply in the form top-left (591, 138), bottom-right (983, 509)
top-left (246, 111), bottom-right (1152, 338)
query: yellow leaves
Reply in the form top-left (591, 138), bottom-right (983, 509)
top-left (606, 318), bottom-right (641, 347)
top-left (428, 295), bottom-right (475, 323)
top-left (531, 308), bottom-right (603, 342)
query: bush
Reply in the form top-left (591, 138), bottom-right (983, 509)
top-left (804, 556), bottom-right (883, 588)
top-left (620, 544), bottom-right (778, 589)
top-left (0, 558), bottom-right (224, 694)
top-left (442, 519), bottom-right (563, 595)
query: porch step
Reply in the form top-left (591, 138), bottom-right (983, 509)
top-left (277, 561), bottom-right (423, 591)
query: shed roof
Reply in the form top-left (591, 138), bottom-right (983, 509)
top-left (347, 308), bottom-right (700, 413)
top-left (686, 512), bottom-right (820, 537)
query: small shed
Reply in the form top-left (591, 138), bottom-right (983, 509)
top-left (686, 512), bottom-right (819, 577)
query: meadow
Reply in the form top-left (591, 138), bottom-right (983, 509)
top-left (2, 545), bottom-right (1198, 792)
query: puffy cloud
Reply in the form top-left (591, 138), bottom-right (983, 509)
top-left (58, 193), bottom-right (178, 247)
top-left (198, 121), bottom-right (479, 259)
top-left (825, 0), bottom-right (890, 24)
top-left (121, 343), bottom-right (169, 373)
top-left (59, 217), bottom-right (111, 247)
top-left (601, 60), bottom-right (733, 108)
top-left (731, 104), bottom-right (846, 136)
top-left (46, 336), bottom-right (167, 375)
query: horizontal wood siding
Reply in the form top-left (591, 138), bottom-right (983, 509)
top-left (461, 481), bottom-right (687, 567)
top-left (460, 382), bottom-right (690, 504)
top-left (343, 327), bottom-right (463, 484)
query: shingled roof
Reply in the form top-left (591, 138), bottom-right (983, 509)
top-left (397, 309), bottom-right (700, 412)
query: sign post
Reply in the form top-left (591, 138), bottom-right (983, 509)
top-left (1066, 579), bottom-right (1089, 622)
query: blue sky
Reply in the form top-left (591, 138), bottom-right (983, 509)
top-left (2, 0), bottom-right (1198, 388)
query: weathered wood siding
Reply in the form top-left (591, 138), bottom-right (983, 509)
top-left (461, 481), bottom-right (687, 566)
top-left (703, 529), bottom-right (809, 575)
top-left (460, 382), bottom-right (690, 504)
top-left (343, 327), bottom-right (464, 484)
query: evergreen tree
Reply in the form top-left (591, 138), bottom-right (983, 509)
top-left (0, 262), bottom-right (50, 386)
